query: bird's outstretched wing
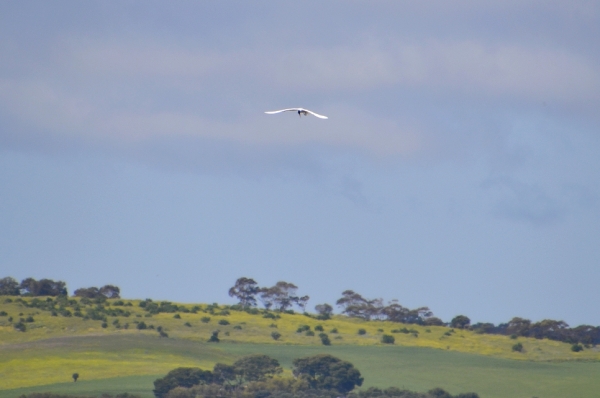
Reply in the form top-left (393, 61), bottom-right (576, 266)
top-left (303, 109), bottom-right (328, 119)
top-left (265, 108), bottom-right (328, 119)
top-left (264, 108), bottom-right (300, 114)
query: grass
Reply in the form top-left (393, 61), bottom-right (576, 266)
top-left (1, 297), bottom-right (599, 398)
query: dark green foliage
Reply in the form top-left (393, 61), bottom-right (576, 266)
top-left (571, 343), bottom-right (583, 352)
top-left (153, 367), bottom-right (214, 398)
top-left (450, 315), bottom-right (471, 329)
top-left (233, 325), bottom-right (242, 330)
top-left (25, 315), bottom-right (35, 322)
top-left (14, 321), bottom-right (26, 332)
top-left (297, 325), bottom-right (311, 332)
top-left (271, 331), bottom-right (282, 340)
top-left (306, 330), bottom-right (315, 336)
top-left (212, 363), bottom-right (236, 385)
top-left (314, 325), bottom-right (324, 331)
top-left (0, 277), bottom-right (20, 295)
top-left (292, 354), bottom-right (363, 394)
top-left (319, 333), bottom-right (331, 345)
top-left (0, 311), bottom-right (7, 316)
top-left (233, 354), bottom-right (282, 382)
top-left (208, 331), bottom-right (220, 342)
top-left (381, 335), bottom-right (395, 344)
top-left (218, 319), bottom-right (230, 325)
top-left (136, 321), bottom-right (147, 330)
top-left (330, 328), bottom-right (338, 333)
top-left (512, 342), bottom-right (523, 352)
top-left (357, 328), bottom-right (367, 335)
top-left (348, 386), bottom-right (480, 398)
top-left (140, 299), bottom-right (182, 314)
top-left (19, 278), bottom-right (67, 296)
top-left (184, 322), bottom-right (192, 327)
top-left (315, 303), bottom-right (333, 320)
top-left (262, 312), bottom-right (278, 319)
top-left (73, 285), bottom-right (120, 299)
top-left (72, 373), bottom-right (79, 382)
top-left (201, 316), bottom-right (211, 323)
top-left (101, 322), bottom-right (108, 328)
top-left (174, 314), bottom-right (181, 319)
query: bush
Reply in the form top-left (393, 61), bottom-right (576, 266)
top-left (319, 333), bottom-right (331, 345)
top-left (173, 314), bottom-right (181, 319)
top-left (296, 325), bottom-right (311, 333)
top-left (14, 321), bottom-right (26, 332)
top-left (357, 328), bottom-right (367, 335)
top-left (330, 328), bottom-right (338, 333)
top-left (25, 315), bottom-right (35, 322)
top-left (512, 342), bottom-right (523, 352)
top-left (101, 322), bottom-right (108, 328)
top-left (306, 330), bottom-right (315, 336)
top-left (136, 321), bottom-right (148, 330)
top-left (314, 325), bottom-right (324, 331)
top-left (200, 317), bottom-right (211, 323)
top-left (271, 331), bottom-right (282, 340)
top-left (571, 343), bottom-right (583, 352)
top-left (218, 319), bottom-right (230, 325)
top-left (208, 331), bottom-right (220, 343)
top-left (184, 322), bottom-right (192, 327)
top-left (381, 335), bottom-right (395, 344)
top-left (0, 311), bottom-right (7, 316)
top-left (233, 325), bottom-right (242, 330)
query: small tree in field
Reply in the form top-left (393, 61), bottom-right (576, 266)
top-left (72, 373), bottom-right (79, 382)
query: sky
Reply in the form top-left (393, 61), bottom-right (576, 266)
top-left (1, 1), bottom-right (599, 326)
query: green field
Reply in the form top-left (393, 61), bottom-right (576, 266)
top-left (1, 298), bottom-right (599, 398)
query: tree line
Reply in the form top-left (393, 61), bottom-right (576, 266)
top-left (0, 276), bottom-right (120, 299)
top-left (229, 277), bottom-right (600, 346)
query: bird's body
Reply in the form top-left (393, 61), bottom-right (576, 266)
top-left (265, 108), bottom-right (328, 119)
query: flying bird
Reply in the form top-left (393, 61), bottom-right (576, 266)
top-left (265, 108), bottom-right (328, 119)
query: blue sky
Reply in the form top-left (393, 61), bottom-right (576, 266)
top-left (1, 1), bottom-right (599, 326)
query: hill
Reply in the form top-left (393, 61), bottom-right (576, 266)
top-left (1, 297), bottom-right (599, 398)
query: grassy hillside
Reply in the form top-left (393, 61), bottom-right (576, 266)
top-left (1, 297), bottom-right (599, 398)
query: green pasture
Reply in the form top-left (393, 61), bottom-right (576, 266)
top-left (1, 298), bottom-right (599, 398)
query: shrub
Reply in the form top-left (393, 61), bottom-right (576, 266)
top-left (173, 314), bottom-right (181, 319)
top-left (319, 333), bottom-right (331, 345)
top-left (218, 319), bottom-right (230, 325)
top-left (136, 321), bottom-right (147, 330)
top-left (296, 325), bottom-right (310, 333)
top-left (208, 331), bottom-right (220, 342)
top-left (377, 328), bottom-right (384, 333)
top-left (0, 311), bottom-right (7, 316)
top-left (512, 342), bottom-right (523, 352)
top-left (101, 322), bottom-right (108, 328)
top-left (271, 331), bottom-right (282, 340)
top-left (305, 330), bottom-right (315, 336)
top-left (571, 344), bottom-right (583, 352)
top-left (330, 328), bottom-right (338, 334)
top-left (510, 334), bottom-right (518, 339)
top-left (233, 325), bottom-right (242, 330)
top-left (381, 335), bottom-right (395, 344)
top-left (358, 328), bottom-right (367, 335)
top-left (25, 315), bottom-right (35, 322)
top-left (200, 317), bottom-right (211, 323)
top-left (314, 325), bottom-right (324, 331)
top-left (14, 321), bottom-right (26, 332)
top-left (184, 322), bottom-right (192, 327)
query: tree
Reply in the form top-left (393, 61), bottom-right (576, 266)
top-left (73, 287), bottom-right (101, 298)
top-left (450, 315), bottom-right (471, 329)
top-left (72, 373), bottom-right (79, 382)
top-left (292, 354), bottom-right (363, 394)
top-left (233, 354), bottom-right (282, 382)
top-left (153, 368), bottom-right (213, 398)
top-left (212, 363), bottom-right (237, 386)
top-left (315, 303), bottom-right (333, 320)
top-left (19, 278), bottom-right (67, 296)
top-left (0, 277), bottom-right (20, 295)
top-left (99, 285), bottom-right (121, 299)
top-left (228, 277), bottom-right (260, 308)
top-left (259, 281), bottom-right (308, 312)
top-left (336, 290), bottom-right (371, 320)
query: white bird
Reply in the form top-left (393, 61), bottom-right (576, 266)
top-left (265, 108), bottom-right (328, 119)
